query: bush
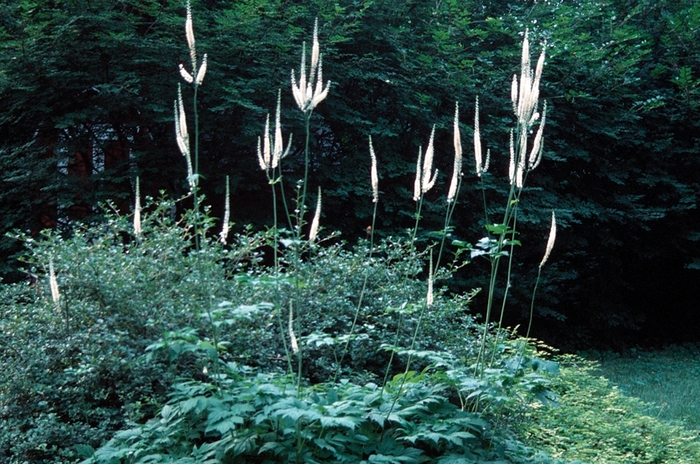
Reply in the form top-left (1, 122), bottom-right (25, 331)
top-left (82, 365), bottom-right (565, 464)
top-left (0, 199), bottom-right (262, 462)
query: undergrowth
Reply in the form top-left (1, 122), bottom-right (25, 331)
top-left (592, 345), bottom-right (700, 429)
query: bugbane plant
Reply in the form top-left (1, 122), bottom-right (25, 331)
top-left (510, 29), bottom-right (547, 188)
top-left (174, 0), bottom-right (208, 250)
top-left (527, 211), bottom-right (557, 339)
top-left (472, 30), bottom-right (553, 374)
top-left (257, 91), bottom-right (292, 175)
top-left (133, 177), bottom-right (142, 237)
top-left (447, 103), bottom-right (463, 204)
top-left (219, 176), bottom-right (230, 243)
top-left (290, 18), bottom-right (331, 238)
top-left (412, 126), bottom-right (438, 202)
top-left (291, 18), bottom-right (331, 114)
top-left (308, 187), bottom-right (322, 242)
top-left (179, 0), bottom-right (207, 87)
top-left (369, 136), bottom-right (379, 204)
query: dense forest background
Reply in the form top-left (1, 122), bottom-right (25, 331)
top-left (1, 0), bottom-right (698, 351)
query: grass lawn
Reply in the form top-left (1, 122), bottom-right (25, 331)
top-left (591, 344), bottom-right (700, 429)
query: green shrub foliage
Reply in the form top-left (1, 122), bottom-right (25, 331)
top-left (0, 200), bottom-right (559, 463)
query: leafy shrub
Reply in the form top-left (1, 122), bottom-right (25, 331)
top-left (0, 200), bottom-right (263, 462)
top-left (81, 353), bottom-right (566, 464)
top-left (0, 196), bottom-right (538, 462)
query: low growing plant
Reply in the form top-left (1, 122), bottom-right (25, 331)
top-left (519, 355), bottom-right (700, 464)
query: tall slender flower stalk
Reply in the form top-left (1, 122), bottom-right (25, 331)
top-left (474, 30), bottom-right (549, 376)
top-left (290, 18), bottom-right (331, 234)
top-left (436, 103), bottom-right (465, 273)
top-left (447, 103), bottom-right (463, 203)
top-left (286, 20), bottom-right (332, 392)
top-left (308, 187), bottom-right (322, 242)
top-left (370, 137), bottom-right (379, 204)
top-left (133, 177), bottom-right (142, 237)
top-left (411, 128), bottom-right (438, 246)
top-left (176, 0), bottom-right (207, 250)
top-left (334, 136), bottom-right (380, 382)
top-left (256, 91), bottom-right (294, 375)
top-left (219, 176), bottom-right (230, 243)
top-left (49, 260), bottom-right (60, 313)
top-left (527, 211), bottom-right (557, 340)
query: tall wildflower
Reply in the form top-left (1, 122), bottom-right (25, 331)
top-left (49, 260), bottom-right (60, 312)
top-left (413, 149), bottom-right (423, 202)
top-left (288, 304), bottom-right (299, 354)
top-left (174, 86), bottom-right (194, 189)
top-left (257, 91), bottom-right (291, 173)
top-left (426, 254), bottom-right (434, 307)
top-left (413, 127), bottom-right (438, 201)
top-left (539, 211), bottom-right (557, 268)
top-left (309, 187), bottom-right (322, 242)
top-left (219, 176), bottom-right (231, 243)
top-left (179, 0), bottom-right (207, 87)
top-left (291, 18), bottom-right (331, 114)
top-left (133, 177), bottom-right (141, 237)
top-left (473, 98), bottom-right (483, 177)
top-left (369, 136), bottom-right (379, 203)
top-left (508, 129), bottom-right (516, 185)
top-left (447, 103), bottom-right (462, 203)
top-left (509, 29), bottom-right (547, 188)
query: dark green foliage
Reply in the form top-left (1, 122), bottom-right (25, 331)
top-left (0, 200), bottom-right (262, 462)
top-left (81, 367), bottom-right (560, 464)
top-left (0, 198), bottom-right (562, 462)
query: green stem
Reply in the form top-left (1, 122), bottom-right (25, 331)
top-left (410, 197), bottom-right (423, 249)
top-left (526, 267), bottom-right (543, 340)
top-left (385, 292), bottom-right (430, 420)
top-left (298, 113), bottom-right (312, 232)
top-left (292, 110), bottom-right (313, 395)
top-left (333, 199), bottom-right (379, 383)
top-left (192, 84), bottom-right (201, 251)
top-left (270, 169), bottom-right (294, 375)
top-left (381, 311), bottom-right (402, 395)
top-left (435, 176), bottom-right (461, 277)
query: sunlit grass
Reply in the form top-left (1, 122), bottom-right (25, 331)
top-left (592, 344), bottom-right (700, 429)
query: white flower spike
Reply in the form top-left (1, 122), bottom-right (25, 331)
top-left (473, 97), bottom-right (483, 177)
top-left (539, 211), bottom-right (557, 268)
top-left (133, 177), bottom-right (141, 237)
top-left (219, 176), bottom-right (231, 243)
top-left (421, 126), bottom-right (438, 194)
top-left (369, 136), bottom-right (379, 203)
top-left (309, 187), bottom-right (322, 242)
top-left (180, 0), bottom-right (206, 86)
top-left (49, 260), bottom-right (60, 311)
top-left (447, 102), bottom-right (462, 203)
top-left (174, 86), bottom-right (194, 188)
top-left (291, 18), bottom-right (331, 113)
top-left (257, 90), bottom-right (291, 173)
top-left (413, 148), bottom-right (422, 202)
top-left (413, 127), bottom-right (438, 201)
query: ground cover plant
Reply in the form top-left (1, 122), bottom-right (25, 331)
top-left (520, 355), bottom-right (700, 464)
top-left (591, 345), bottom-right (700, 429)
top-left (2, 3), bottom-right (700, 464)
